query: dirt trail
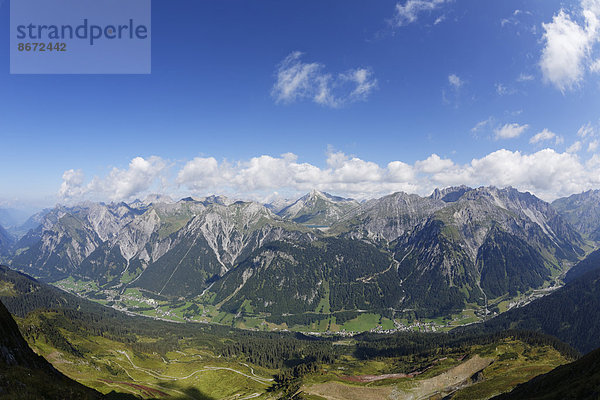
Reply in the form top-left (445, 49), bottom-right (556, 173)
top-left (303, 355), bottom-right (493, 400)
top-left (115, 350), bottom-right (273, 385)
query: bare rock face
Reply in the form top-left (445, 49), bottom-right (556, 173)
top-left (553, 189), bottom-right (600, 240)
top-left (277, 190), bottom-right (360, 226)
top-left (10, 197), bottom-right (312, 294)
top-left (330, 191), bottom-right (446, 241)
top-left (6, 186), bottom-right (585, 313)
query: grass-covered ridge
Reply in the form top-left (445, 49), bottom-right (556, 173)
top-left (0, 264), bottom-right (585, 399)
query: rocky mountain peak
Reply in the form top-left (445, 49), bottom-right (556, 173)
top-left (430, 185), bottom-right (472, 202)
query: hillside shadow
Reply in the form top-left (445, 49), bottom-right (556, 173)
top-left (103, 386), bottom-right (216, 400)
top-left (104, 391), bottom-right (141, 399)
top-left (169, 387), bottom-right (216, 400)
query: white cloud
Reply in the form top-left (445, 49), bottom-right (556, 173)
top-left (271, 52), bottom-right (323, 104)
top-left (529, 128), bottom-right (561, 144)
top-left (565, 122), bottom-right (600, 153)
top-left (448, 74), bottom-right (463, 89)
top-left (342, 68), bottom-right (378, 100)
top-left (175, 150), bottom-right (600, 202)
top-left (59, 156), bottom-right (167, 202)
top-left (567, 141), bottom-right (583, 153)
top-left (540, 0), bottom-right (600, 92)
top-left (592, 58), bottom-right (600, 71)
top-left (471, 117), bottom-right (493, 133)
top-left (415, 154), bottom-right (454, 173)
top-left (578, 122), bottom-right (596, 137)
top-left (495, 83), bottom-right (518, 95)
top-left (271, 52), bottom-right (377, 108)
top-left (58, 169), bottom-right (86, 200)
top-left (393, 0), bottom-right (448, 27)
top-left (463, 149), bottom-right (596, 200)
top-left (444, 74), bottom-right (466, 106)
top-left (59, 149), bottom-right (600, 203)
top-left (176, 157), bottom-right (220, 187)
top-left (517, 73), bottom-right (535, 82)
top-left (494, 123), bottom-right (529, 139)
top-left (501, 9), bottom-right (533, 28)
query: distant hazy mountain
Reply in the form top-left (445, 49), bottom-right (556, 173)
top-left (6, 186), bottom-right (585, 319)
top-left (264, 197), bottom-right (295, 213)
top-left (553, 190), bottom-right (600, 240)
top-left (0, 208), bottom-right (32, 228)
top-left (7, 208), bottom-right (50, 239)
top-left (277, 190), bottom-right (359, 226)
top-left (0, 224), bottom-right (14, 257)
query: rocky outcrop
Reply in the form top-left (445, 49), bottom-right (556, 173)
top-left (553, 189), bottom-right (600, 240)
top-left (278, 190), bottom-right (360, 226)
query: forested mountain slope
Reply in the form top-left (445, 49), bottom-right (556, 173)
top-left (0, 298), bottom-right (108, 399)
top-left (493, 345), bottom-right (600, 400)
top-left (6, 186), bottom-right (587, 323)
top-left (462, 266), bottom-right (600, 353)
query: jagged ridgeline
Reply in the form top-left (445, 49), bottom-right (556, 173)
top-left (7, 186), bottom-right (587, 321)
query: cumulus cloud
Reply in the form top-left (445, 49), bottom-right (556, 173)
top-left (529, 128), bottom-right (563, 145)
top-left (540, 0), bottom-right (600, 92)
top-left (171, 149), bottom-right (600, 202)
top-left (494, 123), bottom-right (529, 139)
top-left (462, 149), bottom-right (595, 199)
top-left (415, 154), bottom-right (454, 173)
top-left (393, 0), bottom-right (448, 27)
top-left (271, 52), bottom-right (377, 108)
top-left (58, 156), bottom-right (167, 202)
top-left (58, 169), bottom-right (86, 200)
top-left (59, 148), bottom-right (600, 204)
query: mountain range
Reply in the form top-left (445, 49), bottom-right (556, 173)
top-left (3, 186), bottom-right (599, 324)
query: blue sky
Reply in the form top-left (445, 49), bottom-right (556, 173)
top-left (1, 0), bottom-right (600, 208)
